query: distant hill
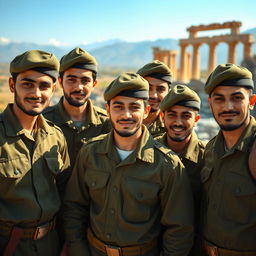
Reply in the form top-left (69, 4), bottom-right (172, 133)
top-left (0, 27), bottom-right (255, 70)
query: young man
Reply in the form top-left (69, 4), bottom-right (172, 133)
top-left (0, 50), bottom-right (70, 255)
top-left (156, 84), bottom-right (205, 256)
top-left (137, 60), bottom-right (172, 137)
top-left (202, 64), bottom-right (256, 255)
top-left (63, 72), bottom-right (194, 256)
top-left (44, 47), bottom-right (111, 168)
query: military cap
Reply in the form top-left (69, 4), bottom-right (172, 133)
top-left (60, 47), bottom-right (97, 73)
top-left (10, 50), bottom-right (59, 81)
top-left (160, 84), bottom-right (201, 111)
top-left (137, 60), bottom-right (172, 84)
top-left (104, 72), bottom-right (149, 101)
top-left (205, 63), bottom-right (254, 94)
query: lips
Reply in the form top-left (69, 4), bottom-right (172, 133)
top-left (25, 98), bottom-right (43, 105)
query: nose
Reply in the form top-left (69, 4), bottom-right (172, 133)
top-left (122, 109), bottom-right (132, 119)
top-left (32, 87), bottom-right (41, 97)
top-left (223, 100), bottom-right (234, 111)
top-left (174, 116), bottom-right (183, 126)
top-left (149, 88), bottom-right (157, 99)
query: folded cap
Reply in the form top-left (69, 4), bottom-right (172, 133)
top-left (10, 50), bottom-right (59, 81)
top-left (205, 63), bottom-right (253, 94)
top-left (104, 72), bottom-right (149, 101)
top-left (160, 84), bottom-right (201, 111)
top-left (137, 60), bottom-right (172, 84)
top-left (60, 47), bottom-right (97, 73)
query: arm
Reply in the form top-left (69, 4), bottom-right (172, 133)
top-left (62, 147), bottom-right (91, 256)
top-left (160, 159), bottom-right (194, 256)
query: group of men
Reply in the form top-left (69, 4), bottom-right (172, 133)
top-left (0, 47), bottom-right (255, 256)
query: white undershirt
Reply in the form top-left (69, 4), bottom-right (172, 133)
top-left (115, 147), bottom-right (134, 161)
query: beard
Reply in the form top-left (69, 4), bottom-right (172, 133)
top-left (111, 118), bottom-right (141, 137)
top-left (167, 125), bottom-right (192, 142)
top-left (64, 90), bottom-right (88, 107)
top-left (15, 93), bottom-right (44, 116)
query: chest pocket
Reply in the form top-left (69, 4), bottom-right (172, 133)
top-left (85, 169), bottom-right (110, 215)
top-left (44, 153), bottom-right (63, 178)
top-left (221, 171), bottom-right (256, 224)
top-left (122, 176), bottom-right (160, 223)
top-left (0, 156), bottom-right (30, 195)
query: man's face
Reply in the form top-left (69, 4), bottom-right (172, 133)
top-left (9, 70), bottom-right (56, 116)
top-left (208, 86), bottom-right (254, 131)
top-left (61, 68), bottom-right (97, 107)
top-left (144, 77), bottom-right (169, 112)
top-left (163, 105), bottom-right (200, 142)
top-left (106, 96), bottom-right (150, 137)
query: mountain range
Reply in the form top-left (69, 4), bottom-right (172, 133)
top-left (1, 28), bottom-right (255, 70)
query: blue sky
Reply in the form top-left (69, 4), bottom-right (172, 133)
top-left (0, 0), bottom-right (255, 46)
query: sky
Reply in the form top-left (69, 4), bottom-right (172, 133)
top-left (0, 0), bottom-right (256, 46)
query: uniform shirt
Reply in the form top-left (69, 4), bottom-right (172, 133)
top-left (156, 132), bottom-right (205, 213)
top-left (44, 98), bottom-right (111, 168)
top-left (146, 114), bottom-right (166, 137)
top-left (201, 117), bottom-right (256, 251)
top-left (0, 104), bottom-right (70, 227)
top-left (63, 126), bottom-right (194, 256)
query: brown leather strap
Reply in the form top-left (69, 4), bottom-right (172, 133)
top-left (87, 229), bottom-right (158, 256)
top-left (3, 227), bottom-right (24, 256)
top-left (0, 218), bottom-right (56, 240)
top-left (204, 240), bottom-right (256, 256)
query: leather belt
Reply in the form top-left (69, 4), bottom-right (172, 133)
top-left (0, 218), bottom-right (56, 240)
top-left (204, 240), bottom-right (256, 256)
top-left (87, 229), bottom-right (158, 256)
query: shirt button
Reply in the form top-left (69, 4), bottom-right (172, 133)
top-left (91, 182), bottom-right (96, 187)
top-left (106, 233), bottom-right (111, 239)
top-left (14, 169), bottom-right (20, 175)
top-left (113, 186), bottom-right (117, 192)
top-left (235, 187), bottom-right (241, 195)
top-left (110, 209), bottom-right (115, 214)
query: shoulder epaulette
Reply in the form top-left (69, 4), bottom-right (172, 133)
top-left (93, 105), bottom-right (108, 116)
top-left (84, 133), bottom-right (107, 145)
top-left (43, 105), bottom-right (56, 114)
top-left (154, 140), bottom-right (174, 158)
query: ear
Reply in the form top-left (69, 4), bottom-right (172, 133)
top-left (105, 103), bottom-right (110, 117)
top-left (58, 77), bottom-right (63, 89)
top-left (194, 114), bottom-right (200, 126)
top-left (249, 94), bottom-right (256, 106)
top-left (52, 82), bottom-right (56, 93)
top-left (143, 105), bottom-right (151, 119)
top-left (93, 79), bottom-right (98, 88)
top-left (160, 111), bottom-right (164, 121)
top-left (9, 77), bottom-right (15, 93)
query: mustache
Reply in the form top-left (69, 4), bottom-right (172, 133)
top-left (25, 97), bottom-right (43, 102)
top-left (219, 110), bottom-right (240, 116)
top-left (70, 90), bottom-right (86, 96)
top-left (149, 97), bottom-right (160, 103)
top-left (117, 118), bottom-right (136, 123)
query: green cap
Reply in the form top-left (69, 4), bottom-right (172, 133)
top-left (137, 60), bottom-right (172, 84)
top-left (104, 72), bottom-right (149, 101)
top-left (205, 63), bottom-right (254, 94)
top-left (60, 47), bottom-right (97, 73)
top-left (10, 50), bottom-right (59, 81)
top-left (160, 84), bottom-right (201, 111)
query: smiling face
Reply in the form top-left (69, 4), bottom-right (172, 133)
top-left (144, 76), bottom-right (169, 112)
top-left (9, 70), bottom-right (56, 116)
top-left (208, 86), bottom-right (254, 131)
top-left (61, 68), bottom-right (97, 107)
top-left (106, 95), bottom-right (150, 138)
top-left (163, 105), bottom-right (200, 143)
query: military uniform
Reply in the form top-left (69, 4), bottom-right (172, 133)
top-left (201, 117), bottom-right (256, 252)
top-left (147, 113), bottom-right (166, 137)
top-left (44, 98), bottom-right (111, 168)
top-left (0, 104), bottom-right (70, 255)
top-left (63, 127), bottom-right (194, 256)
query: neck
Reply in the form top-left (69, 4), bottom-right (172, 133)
top-left (63, 98), bottom-right (88, 121)
top-left (222, 118), bottom-right (250, 149)
top-left (167, 134), bottom-right (191, 154)
top-left (12, 104), bottom-right (38, 132)
top-left (143, 109), bottom-right (160, 126)
top-left (114, 128), bottom-right (142, 151)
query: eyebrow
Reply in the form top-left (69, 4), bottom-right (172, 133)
top-left (66, 74), bottom-right (91, 79)
top-left (112, 101), bottom-right (141, 106)
top-left (167, 110), bottom-right (193, 114)
top-left (20, 78), bottom-right (36, 82)
top-left (212, 92), bottom-right (243, 97)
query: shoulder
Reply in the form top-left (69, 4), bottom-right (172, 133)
top-left (45, 118), bottom-right (63, 134)
top-left (83, 133), bottom-right (108, 148)
top-left (43, 105), bottom-right (58, 119)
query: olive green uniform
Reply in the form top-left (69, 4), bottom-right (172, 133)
top-left (147, 114), bottom-right (166, 137)
top-left (0, 104), bottom-right (70, 255)
top-left (201, 117), bottom-right (256, 251)
top-left (44, 98), bottom-right (111, 168)
top-left (63, 126), bottom-right (194, 256)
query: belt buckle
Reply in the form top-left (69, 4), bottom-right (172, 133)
top-left (208, 245), bottom-right (218, 256)
top-left (104, 244), bottom-right (122, 256)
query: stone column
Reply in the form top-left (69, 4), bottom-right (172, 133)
top-left (228, 42), bottom-right (237, 64)
top-left (170, 52), bottom-right (177, 81)
top-left (208, 42), bottom-right (218, 75)
top-left (192, 43), bottom-right (201, 80)
top-left (244, 42), bottom-right (252, 59)
top-left (186, 52), bottom-right (192, 81)
top-left (179, 44), bottom-right (187, 82)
